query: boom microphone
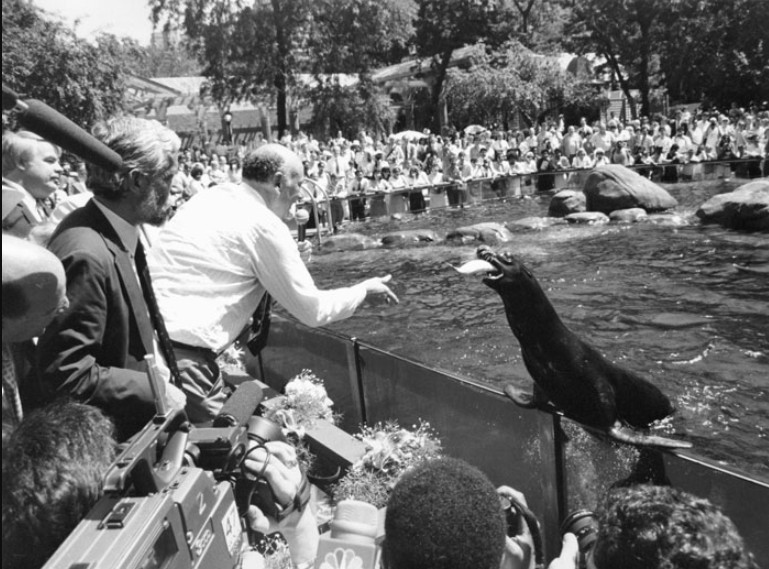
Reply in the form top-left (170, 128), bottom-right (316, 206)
top-left (18, 99), bottom-right (123, 173)
top-left (212, 381), bottom-right (263, 428)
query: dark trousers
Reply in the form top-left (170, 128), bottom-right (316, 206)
top-left (350, 197), bottom-right (367, 221)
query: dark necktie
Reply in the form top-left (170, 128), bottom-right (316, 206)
top-left (135, 241), bottom-right (182, 387)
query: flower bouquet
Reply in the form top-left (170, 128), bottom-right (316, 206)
top-left (332, 420), bottom-right (443, 508)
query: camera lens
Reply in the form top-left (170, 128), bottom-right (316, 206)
top-left (560, 510), bottom-right (599, 561)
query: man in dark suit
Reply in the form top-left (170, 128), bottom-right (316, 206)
top-left (35, 117), bottom-right (186, 441)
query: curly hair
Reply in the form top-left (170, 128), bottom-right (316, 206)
top-left (88, 116), bottom-right (180, 200)
top-left (383, 458), bottom-right (506, 569)
top-left (593, 485), bottom-right (758, 569)
top-left (241, 144), bottom-right (286, 183)
top-left (2, 401), bottom-right (117, 569)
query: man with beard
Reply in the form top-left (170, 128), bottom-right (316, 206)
top-left (35, 117), bottom-right (186, 441)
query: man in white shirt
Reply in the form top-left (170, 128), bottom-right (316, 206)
top-left (150, 144), bottom-right (398, 418)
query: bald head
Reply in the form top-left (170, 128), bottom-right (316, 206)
top-left (241, 143), bottom-right (304, 218)
top-left (2, 234), bottom-right (68, 342)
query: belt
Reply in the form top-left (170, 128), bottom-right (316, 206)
top-left (170, 340), bottom-right (219, 359)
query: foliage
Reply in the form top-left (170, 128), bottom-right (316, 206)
top-left (151, 0), bottom-right (413, 137)
top-left (414, 0), bottom-right (503, 130)
top-left (2, 0), bottom-right (136, 128)
top-left (332, 420), bottom-right (442, 508)
top-left (141, 42), bottom-right (202, 77)
top-left (304, 76), bottom-right (396, 140)
top-left (656, 0), bottom-right (769, 109)
top-left (445, 42), bottom-right (591, 128)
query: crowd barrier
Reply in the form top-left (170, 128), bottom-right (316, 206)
top-left (252, 315), bottom-right (769, 566)
top-left (295, 158), bottom-right (766, 227)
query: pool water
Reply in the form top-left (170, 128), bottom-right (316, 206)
top-left (294, 179), bottom-right (769, 478)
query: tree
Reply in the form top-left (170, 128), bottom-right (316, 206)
top-left (566, 0), bottom-right (669, 118)
top-left (414, 0), bottom-right (502, 131)
top-left (444, 42), bottom-right (599, 128)
top-left (2, 0), bottom-right (136, 128)
top-left (657, 0), bottom-right (769, 108)
top-left (152, 0), bottom-right (414, 138)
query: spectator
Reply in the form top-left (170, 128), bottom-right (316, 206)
top-left (610, 140), bottom-right (634, 166)
top-left (404, 164), bottom-right (430, 213)
top-left (593, 148), bottom-right (610, 167)
top-left (2, 130), bottom-right (63, 239)
top-left (35, 116), bottom-right (187, 442)
top-left (2, 400), bottom-right (117, 569)
top-left (536, 149), bottom-right (556, 192)
top-left (561, 126), bottom-right (582, 161)
top-left (572, 148), bottom-right (593, 170)
top-left (589, 123), bottom-right (615, 154)
top-left (588, 485), bottom-right (758, 569)
top-left (149, 144), bottom-right (398, 420)
top-left (2, 234), bottom-right (68, 432)
top-left (348, 168), bottom-right (370, 221)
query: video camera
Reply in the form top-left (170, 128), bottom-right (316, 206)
top-left (43, 360), bottom-right (282, 569)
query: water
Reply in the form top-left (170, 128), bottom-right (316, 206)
top-left (292, 179), bottom-right (769, 479)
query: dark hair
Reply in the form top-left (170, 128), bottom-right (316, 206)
top-left (242, 153), bottom-right (284, 182)
top-left (2, 280), bottom-right (29, 319)
top-left (383, 458), bottom-right (506, 569)
top-left (593, 485), bottom-right (757, 569)
top-left (2, 401), bottom-right (117, 569)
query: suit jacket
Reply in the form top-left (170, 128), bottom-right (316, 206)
top-left (35, 199), bottom-right (157, 440)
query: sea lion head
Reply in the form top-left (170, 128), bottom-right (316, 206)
top-left (454, 246), bottom-right (536, 292)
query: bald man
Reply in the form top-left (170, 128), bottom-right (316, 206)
top-left (2, 130), bottom-right (63, 239)
top-left (149, 143), bottom-right (398, 421)
top-left (2, 234), bottom-right (68, 429)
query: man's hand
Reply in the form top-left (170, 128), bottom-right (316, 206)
top-left (361, 274), bottom-right (399, 304)
top-left (547, 533), bottom-right (579, 569)
top-left (498, 486), bottom-right (535, 569)
top-left (242, 441), bottom-right (302, 512)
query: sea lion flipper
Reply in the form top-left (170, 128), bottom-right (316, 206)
top-left (608, 423), bottom-right (693, 450)
top-left (503, 383), bottom-right (550, 409)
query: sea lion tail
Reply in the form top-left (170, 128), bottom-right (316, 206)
top-left (609, 423), bottom-right (693, 450)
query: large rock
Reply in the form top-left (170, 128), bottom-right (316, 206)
top-left (381, 229), bottom-right (440, 248)
top-left (549, 190), bottom-right (586, 217)
top-left (446, 222), bottom-right (514, 244)
top-left (319, 233), bottom-right (380, 252)
top-left (695, 179), bottom-right (769, 232)
top-left (583, 165), bottom-right (678, 214)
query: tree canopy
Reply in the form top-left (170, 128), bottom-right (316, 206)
top-left (2, 0), bottom-right (139, 128)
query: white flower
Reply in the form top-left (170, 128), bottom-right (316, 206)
top-left (318, 548), bottom-right (365, 569)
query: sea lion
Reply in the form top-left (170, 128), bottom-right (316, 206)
top-left (455, 246), bottom-right (692, 449)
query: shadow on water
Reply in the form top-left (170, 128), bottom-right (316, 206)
top-left (294, 180), bottom-right (769, 477)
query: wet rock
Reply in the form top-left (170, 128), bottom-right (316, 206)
top-left (446, 222), bottom-right (514, 243)
top-left (507, 217), bottom-right (568, 231)
top-left (609, 208), bottom-right (648, 223)
top-left (565, 212), bottom-right (610, 225)
top-left (319, 233), bottom-right (380, 252)
top-left (695, 179), bottom-right (769, 232)
top-left (381, 229), bottom-right (441, 248)
top-left (549, 190), bottom-right (586, 217)
top-left (642, 213), bottom-right (688, 226)
top-left (584, 165), bottom-right (678, 214)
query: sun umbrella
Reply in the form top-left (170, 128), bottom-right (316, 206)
top-left (392, 130), bottom-right (426, 141)
top-left (464, 124), bottom-right (487, 135)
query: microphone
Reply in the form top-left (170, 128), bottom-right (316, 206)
top-left (18, 99), bottom-right (123, 173)
top-left (212, 381), bottom-right (263, 428)
top-left (315, 500), bottom-right (379, 569)
top-left (295, 207), bottom-right (310, 242)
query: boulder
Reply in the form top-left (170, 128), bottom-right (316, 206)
top-left (583, 165), bottom-right (678, 214)
top-left (609, 208), bottom-right (648, 223)
top-left (319, 233), bottom-right (380, 252)
top-left (507, 217), bottom-right (568, 231)
top-left (695, 179), bottom-right (769, 232)
top-left (446, 222), bottom-right (514, 244)
top-left (565, 212), bottom-right (610, 225)
top-left (381, 229), bottom-right (440, 248)
top-left (549, 190), bottom-right (586, 217)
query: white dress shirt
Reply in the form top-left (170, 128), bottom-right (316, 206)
top-left (149, 181), bottom-right (367, 352)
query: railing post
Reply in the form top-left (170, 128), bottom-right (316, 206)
top-left (345, 337), bottom-right (367, 426)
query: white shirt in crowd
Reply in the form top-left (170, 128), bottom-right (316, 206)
top-left (149, 181), bottom-right (367, 352)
